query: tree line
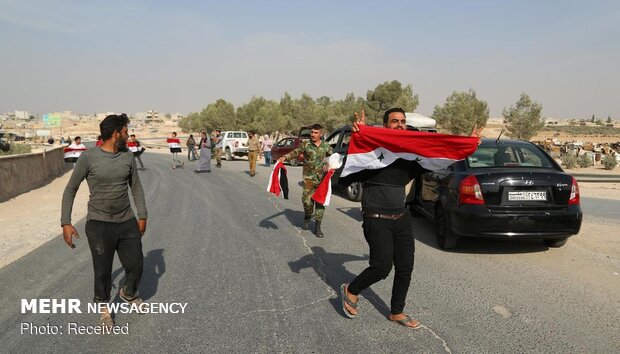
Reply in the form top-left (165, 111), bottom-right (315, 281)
top-left (179, 80), bottom-right (545, 140)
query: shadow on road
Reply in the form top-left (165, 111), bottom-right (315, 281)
top-left (111, 248), bottom-right (166, 301)
top-left (259, 208), bottom-right (305, 229)
top-left (335, 206), bottom-right (363, 222)
top-left (288, 246), bottom-right (391, 319)
top-left (411, 215), bottom-right (549, 254)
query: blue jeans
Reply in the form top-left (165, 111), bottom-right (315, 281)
top-left (263, 151), bottom-right (272, 166)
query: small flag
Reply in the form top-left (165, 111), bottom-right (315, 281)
top-left (267, 161), bottom-right (289, 199)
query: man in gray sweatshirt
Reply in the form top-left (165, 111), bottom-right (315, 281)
top-left (61, 113), bottom-right (148, 329)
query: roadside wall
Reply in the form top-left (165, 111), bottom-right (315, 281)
top-left (0, 147), bottom-right (70, 202)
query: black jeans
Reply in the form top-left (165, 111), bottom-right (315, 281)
top-left (85, 218), bottom-right (143, 303)
top-left (348, 214), bottom-right (415, 314)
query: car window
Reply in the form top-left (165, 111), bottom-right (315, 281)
top-left (241, 133), bottom-right (248, 138)
top-left (467, 144), bottom-right (554, 168)
top-left (285, 139), bottom-right (294, 147)
top-left (341, 131), bottom-right (351, 149)
top-left (275, 139), bottom-right (286, 147)
top-left (299, 127), bottom-right (311, 139)
top-left (233, 132), bottom-right (242, 138)
top-left (325, 131), bottom-right (342, 149)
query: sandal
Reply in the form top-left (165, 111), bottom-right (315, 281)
top-left (99, 315), bottom-right (114, 334)
top-left (340, 283), bottom-right (358, 319)
top-left (390, 314), bottom-right (422, 329)
top-left (119, 287), bottom-right (148, 313)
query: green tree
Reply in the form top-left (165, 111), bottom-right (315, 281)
top-left (236, 96), bottom-right (285, 133)
top-left (502, 93), bottom-right (545, 140)
top-left (292, 93), bottom-right (319, 128)
top-left (591, 114), bottom-right (595, 123)
top-left (279, 92), bottom-right (295, 132)
top-left (432, 89), bottom-right (489, 135)
top-left (204, 99), bottom-right (236, 131)
top-left (178, 112), bottom-right (202, 133)
top-left (607, 115), bottom-right (613, 124)
top-left (366, 80), bottom-right (419, 123)
top-left (179, 99), bottom-right (236, 132)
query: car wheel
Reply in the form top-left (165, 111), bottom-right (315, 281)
top-left (435, 205), bottom-right (458, 250)
top-left (543, 238), bottom-right (567, 248)
top-left (345, 182), bottom-right (363, 202)
top-left (225, 148), bottom-right (233, 161)
top-left (290, 158), bottom-right (298, 167)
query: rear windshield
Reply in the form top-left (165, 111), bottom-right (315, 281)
top-left (466, 144), bottom-right (556, 169)
top-left (299, 127), bottom-right (311, 139)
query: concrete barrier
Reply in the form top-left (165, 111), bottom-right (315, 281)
top-left (0, 147), bottom-right (70, 202)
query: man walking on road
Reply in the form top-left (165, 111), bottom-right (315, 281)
top-left (61, 113), bottom-right (148, 330)
top-left (247, 131), bottom-right (260, 176)
top-left (262, 134), bottom-right (274, 167)
top-left (339, 108), bottom-right (481, 329)
top-left (278, 123), bottom-right (333, 237)
top-left (212, 129), bottom-right (223, 168)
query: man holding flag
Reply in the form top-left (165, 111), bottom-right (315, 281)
top-left (278, 123), bottom-right (333, 237)
top-left (339, 108), bottom-right (480, 329)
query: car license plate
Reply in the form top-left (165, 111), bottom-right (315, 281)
top-left (508, 191), bottom-right (547, 201)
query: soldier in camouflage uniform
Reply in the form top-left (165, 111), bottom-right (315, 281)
top-left (278, 123), bottom-right (333, 237)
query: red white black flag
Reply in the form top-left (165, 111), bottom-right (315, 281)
top-left (341, 125), bottom-right (479, 177)
top-left (267, 161), bottom-right (289, 199)
top-left (311, 153), bottom-right (343, 206)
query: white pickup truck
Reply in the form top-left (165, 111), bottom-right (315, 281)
top-left (220, 131), bottom-right (249, 160)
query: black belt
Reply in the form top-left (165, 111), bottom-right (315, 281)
top-left (363, 213), bottom-right (406, 220)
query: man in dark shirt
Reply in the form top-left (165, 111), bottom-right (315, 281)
top-left (61, 114), bottom-right (148, 330)
top-left (340, 107), bottom-right (425, 329)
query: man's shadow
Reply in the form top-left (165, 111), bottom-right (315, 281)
top-left (111, 248), bottom-right (166, 301)
top-left (288, 246), bottom-right (390, 318)
top-left (259, 208), bottom-right (306, 230)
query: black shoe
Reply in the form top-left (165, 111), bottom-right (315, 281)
top-left (303, 215), bottom-right (311, 230)
top-left (315, 220), bottom-right (324, 238)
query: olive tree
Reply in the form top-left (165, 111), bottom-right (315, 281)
top-left (432, 89), bottom-right (489, 135)
top-left (503, 93), bottom-right (544, 140)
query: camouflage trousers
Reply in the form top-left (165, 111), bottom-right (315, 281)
top-left (302, 177), bottom-right (325, 221)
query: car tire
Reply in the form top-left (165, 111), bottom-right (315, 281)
top-left (435, 205), bottom-right (458, 250)
top-left (290, 158), bottom-right (298, 167)
top-left (543, 238), bottom-right (567, 248)
top-left (344, 182), bottom-right (363, 202)
top-left (225, 148), bottom-right (233, 161)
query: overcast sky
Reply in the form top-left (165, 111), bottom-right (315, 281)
top-left (1, 0), bottom-right (618, 119)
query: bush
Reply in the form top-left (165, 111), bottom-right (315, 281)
top-left (0, 143), bottom-right (32, 156)
top-left (602, 154), bottom-right (618, 170)
top-left (577, 154), bottom-right (592, 168)
top-left (561, 154), bottom-right (577, 169)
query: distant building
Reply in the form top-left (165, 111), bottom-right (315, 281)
top-left (146, 110), bottom-right (159, 122)
top-left (14, 111), bottom-right (30, 120)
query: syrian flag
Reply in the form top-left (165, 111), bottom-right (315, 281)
top-left (167, 138), bottom-right (182, 153)
top-left (267, 161), bottom-right (289, 199)
top-left (341, 125), bottom-right (479, 177)
top-left (311, 153), bottom-right (343, 206)
top-left (63, 147), bottom-right (87, 160)
top-left (127, 141), bottom-right (139, 153)
top-left (167, 138), bottom-right (181, 148)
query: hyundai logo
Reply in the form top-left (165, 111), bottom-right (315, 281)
top-left (524, 180), bottom-right (534, 186)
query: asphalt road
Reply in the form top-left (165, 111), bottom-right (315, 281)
top-left (1, 152), bottom-right (618, 353)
